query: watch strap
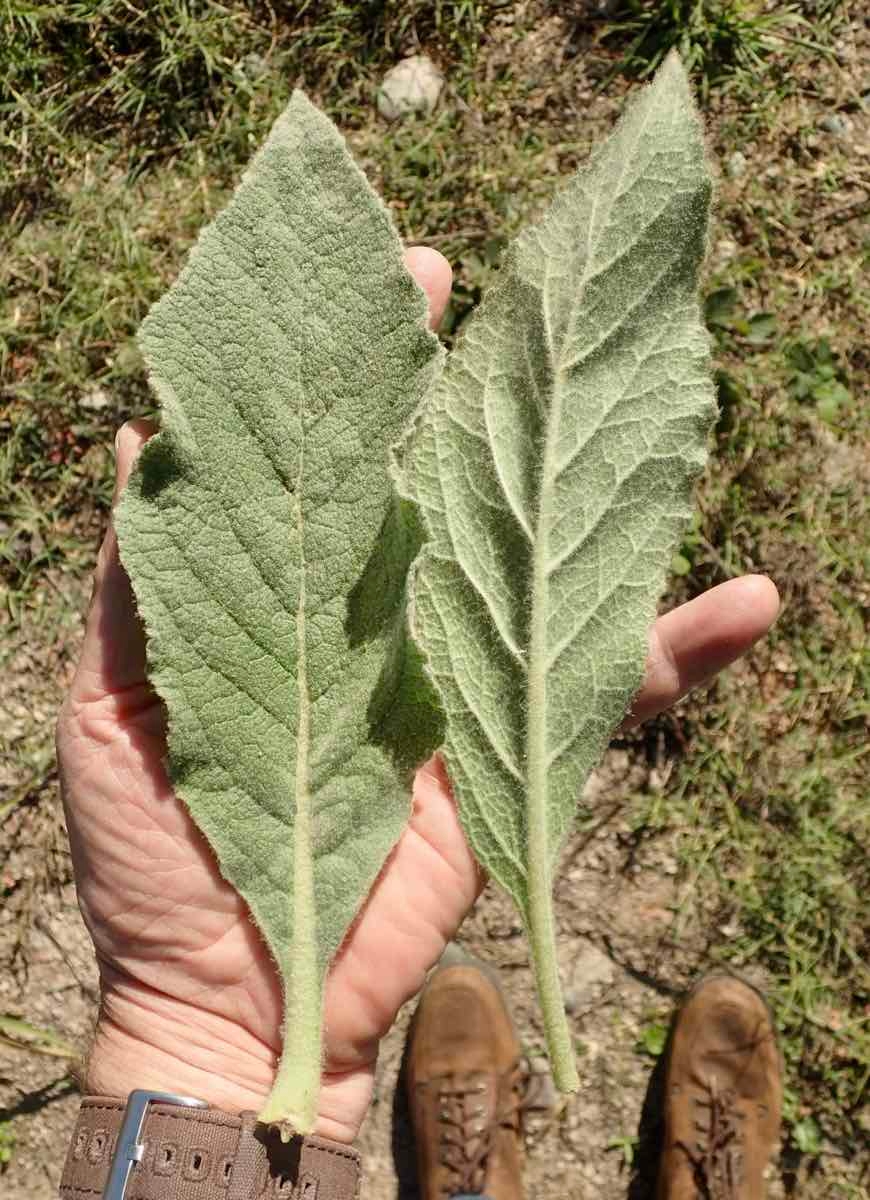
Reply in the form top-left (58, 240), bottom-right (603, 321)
top-left (60, 1097), bottom-right (361, 1200)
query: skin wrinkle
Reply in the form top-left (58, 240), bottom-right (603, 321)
top-left (98, 968), bottom-right (278, 1063)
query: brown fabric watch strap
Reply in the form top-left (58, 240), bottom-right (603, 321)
top-left (60, 1097), bottom-right (361, 1200)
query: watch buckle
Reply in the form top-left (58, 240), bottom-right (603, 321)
top-left (102, 1088), bottom-right (208, 1200)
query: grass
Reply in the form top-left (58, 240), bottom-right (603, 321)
top-left (1, 0), bottom-right (867, 1191)
top-left (595, 1), bottom-right (837, 98)
top-left (640, 83), bottom-right (870, 1161)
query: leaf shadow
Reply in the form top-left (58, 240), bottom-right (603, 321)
top-left (626, 1034), bottom-right (670, 1200)
top-left (345, 496), bottom-right (444, 776)
top-left (0, 1074), bottom-right (77, 1121)
top-left (390, 1024), bottom-right (420, 1200)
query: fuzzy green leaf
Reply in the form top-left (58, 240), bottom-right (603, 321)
top-left (114, 92), bottom-right (443, 1131)
top-left (401, 54), bottom-right (715, 1090)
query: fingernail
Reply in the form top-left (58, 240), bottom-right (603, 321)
top-left (114, 426), bottom-right (123, 454)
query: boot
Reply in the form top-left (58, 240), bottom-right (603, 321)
top-left (658, 973), bottom-right (783, 1200)
top-left (407, 963), bottom-right (525, 1199)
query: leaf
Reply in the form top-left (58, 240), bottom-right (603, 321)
top-left (704, 286), bottom-right (739, 327)
top-left (607, 1134), bottom-right (639, 1166)
top-left (115, 92), bottom-right (443, 1132)
top-left (637, 1021), bottom-right (669, 1057)
top-left (0, 1014), bottom-right (77, 1059)
top-left (746, 312), bottom-right (777, 344)
top-left (400, 53), bottom-right (715, 1091)
top-left (812, 378), bottom-right (851, 424)
top-left (792, 1116), bottom-right (823, 1155)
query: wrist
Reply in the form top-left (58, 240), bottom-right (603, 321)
top-left (87, 971), bottom-right (276, 1119)
top-left (86, 970), bottom-right (372, 1144)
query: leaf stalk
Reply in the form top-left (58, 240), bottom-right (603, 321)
top-left (526, 362), bottom-right (580, 1094)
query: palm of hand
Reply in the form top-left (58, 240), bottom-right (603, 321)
top-left (57, 249), bottom-right (778, 1145)
top-left (59, 624), bottom-right (477, 1142)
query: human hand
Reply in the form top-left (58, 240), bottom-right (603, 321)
top-left (56, 247), bottom-right (780, 1143)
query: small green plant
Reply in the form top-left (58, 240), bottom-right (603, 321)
top-left (0, 1119), bottom-right (15, 1169)
top-left (607, 1133), bottom-right (639, 1166)
top-left (636, 1021), bottom-right (669, 1057)
top-left (791, 1115), bottom-right (823, 1156)
top-left (600, 1), bottom-right (811, 96)
top-left (785, 338), bottom-right (852, 424)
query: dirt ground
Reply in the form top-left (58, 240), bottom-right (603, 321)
top-left (0, 737), bottom-right (785, 1200)
top-left (0, 590), bottom-right (828, 1199)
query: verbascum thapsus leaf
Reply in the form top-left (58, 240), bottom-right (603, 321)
top-left (400, 53), bottom-right (716, 1090)
top-left (114, 92), bottom-right (444, 1131)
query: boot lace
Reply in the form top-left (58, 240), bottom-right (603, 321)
top-left (678, 1077), bottom-right (746, 1200)
top-left (434, 1061), bottom-right (526, 1197)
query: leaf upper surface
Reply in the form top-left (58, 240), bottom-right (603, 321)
top-left (114, 91), bottom-right (443, 1128)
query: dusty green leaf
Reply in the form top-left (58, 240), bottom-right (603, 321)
top-left (115, 91), bottom-right (443, 1131)
top-left (401, 53), bottom-right (715, 1090)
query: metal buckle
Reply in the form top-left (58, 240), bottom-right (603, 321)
top-left (102, 1088), bottom-right (208, 1200)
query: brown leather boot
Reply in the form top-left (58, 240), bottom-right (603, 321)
top-left (407, 963), bottom-right (525, 1199)
top-left (658, 973), bottom-right (783, 1200)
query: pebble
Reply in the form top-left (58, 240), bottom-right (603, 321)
top-left (239, 52), bottom-right (268, 81)
top-left (818, 113), bottom-right (852, 137)
top-left (79, 385), bottom-right (111, 411)
top-left (564, 944), bottom-right (615, 1013)
top-left (726, 150), bottom-right (747, 178)
top-left (377, 55), bottom-right (443, 122)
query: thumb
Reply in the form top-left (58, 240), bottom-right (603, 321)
top-left (70, 419), bottom-right (158, 703)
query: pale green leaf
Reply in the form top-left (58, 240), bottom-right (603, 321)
top-left (401, 54), bottom-right (715, 1090)
top-left (114, 91), bottom-right (443, 1131)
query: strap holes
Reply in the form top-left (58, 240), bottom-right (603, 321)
top-left (184, 1148), bottom-right (210, 1180)
top-left (87, 1130), bottom-right (109, 1164)
top-left (215, 1156), bottom-right (233, 1189)
top-left (155, 1141), bottom-right (180, 1176)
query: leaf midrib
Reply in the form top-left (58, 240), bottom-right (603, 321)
top-left (525, 92), bottom-right (658, 840)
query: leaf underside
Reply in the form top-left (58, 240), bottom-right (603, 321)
top-left (114, 91), bottom-right (443, 1131)
top-left (401, 53), bottom-right (716, 1090)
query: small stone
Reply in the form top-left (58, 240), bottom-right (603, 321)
top-left (818, 113), bottom-right (852, 137)
top-left (726, 150), bottom-right (747, 178)
top-left (238, 52), bottom-right (268, 82)
top-left (565, 943), bottom-right (615, 1011)
top-left (524, 1059), bottom-right (558, 1110)
top-left (79, 385), bottom-right (111, 411)
top-left (377, 55), bottom-right (443, 121)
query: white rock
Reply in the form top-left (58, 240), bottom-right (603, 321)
top-left (79, 385), bottom-right (111, 411)
top-left (726, 150), bottom-right (747, 178)
top-left (563, 943), bottom-right (615, 1012)
top-left (377, 55), bottom-right (443, 122)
